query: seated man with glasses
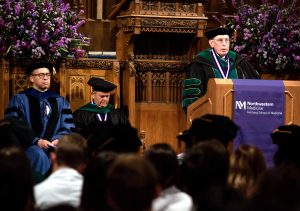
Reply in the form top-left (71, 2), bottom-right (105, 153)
top-left (182, 27), bottom-right (260, 111)
top-left (5, 61), bottom-right (75, 180)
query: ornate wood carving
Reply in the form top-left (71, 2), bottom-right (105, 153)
top-left (134, 60), bottom-right (188, 72)
top-left (118, 17), bottom-right (206, 34)
top-left (169, 71), bottom-right (185, 103)
top-left (60, 58), bottom-right (122, 111)
top-left (136, 71), bottom-right (148, 102)
top-left (142, 1), bottom-right (159, 11)
top-left (70, 76), bottom-right (85, 102)
top-left (161, 3), bottom-right (176, 13)
top-left (139, 1), bottom-right (204, 16)
top-left (65, 59), bottom-right (114, 70)
top-left (12, 74), bottom-right (29, 95)
top-left (116, 1), bottom-right (207, 35)
top-left (64, 59), bottom-right (126, 73)
top-left (135, 70), bottom-right (184, 103)
top-left (152, 72), bottom-right (166, 102)
top-left (178, 3), bottom-right (196, 13)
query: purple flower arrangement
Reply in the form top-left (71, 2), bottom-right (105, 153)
top-left (0, 0), bottom-right (89, 62)
top-left (228, 0), bottom-right (300, 72)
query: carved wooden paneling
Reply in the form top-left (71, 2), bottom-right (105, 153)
top-left (152, 72), bottom-right (166, 102)
top-left (115, 0), bottom-right (207, 150)
top-left (60, 58), bottom-right (121, 112)
top-left (139, 0), bottom-right (204, 16)
top-left (136, 102), bottom-right (185, 152)
top-left (170, 71), bottom-right (185, 103)
top-left (70, 76), bottom-right (85, 103)
top-left (118, 17), bottom-right (207, 34)
top-left (135, 70), bottom-right (184, 103)
top-left (135, 72), bottom-right (148, 102)
top-left (12, 74), bottom-right (29, 96)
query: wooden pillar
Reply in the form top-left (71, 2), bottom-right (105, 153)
top-left (166, 72), bottom-right (170, 103)
top-left (78, 0), bottom-right (86, 18)
top-left (112, 61), bottom-right (120, 108)
top-left (97, 0), bottom-right (103, 19)
top-left (147, 71), bottom-right (152, 103)
top-left (0, 57), bottom-right (10, 119)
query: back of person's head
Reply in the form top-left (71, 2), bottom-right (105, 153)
top-left (144, 143), bottom-right (179, 189)
top-left (197, 185), bottom-right (249, 211)
top-left (250, 165), bottom-right (300, 211)
top-left (228, 144), bottom-right (267, 198)
top-left (88, 123), bottom-right (142, 155)
top-left (271, 124), bottom-right (300, 169)
top-left (180, 140), bottom-right (229, 200)
top-left (0, 147), bottom-right (34, 211)
top-left (0, 117), bottom-right (34, 149)
top-left (55, 133), bottom-right (88, 170)
top-left (80, 151), bottom-right (117, 211)
top-left (106, 154), bottom-right (159, 211)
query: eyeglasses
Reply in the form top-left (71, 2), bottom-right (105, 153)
top-left (31, 73), bottom-right (51, 79)
top-left (213, 38), bottom-right (230, 44)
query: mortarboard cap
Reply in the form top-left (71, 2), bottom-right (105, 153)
top-left (178, 114), bottom-right (239, 147)
top-left (87, 77), bottom-right (117, 92)
top-left (177, 130), bottom-right (193, 148)
top-left (205, 27), bottom-right (234, 40)
top-left (25, 62), bottom-right (55, 76)
top-left (271, 125), bottom-right (300, 148)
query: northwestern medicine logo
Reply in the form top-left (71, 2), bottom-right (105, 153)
top-left (235, 100), bottom-right (282, 116)
top-left (236, 101), bottom-right (246, 110)
top-left (235, 100), bottom-right (274, 111)
top-left (235, 101), bottom-right (275, 110)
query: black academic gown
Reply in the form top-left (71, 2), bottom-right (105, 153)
top-left (187, 49), bottom-right (260, 97)
top-left (73, 103), bottom-right (130, 153)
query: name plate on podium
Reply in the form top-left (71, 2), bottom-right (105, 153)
top-left (187, 78), bottom-right (300, 167)
top-left (233, 79), bottom-right (285, 167)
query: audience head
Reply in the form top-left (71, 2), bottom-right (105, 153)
top-left (0, 117), bottom-right (34, 149)
top-left (227, 144), bottom-right (266, 198)
top-left (80, 151), bottom-right (117, 211)
top-left (144, 143), bottom-right (179, 189)
top-left (106, 154), bottom-right (159, 211)
top-left (53, 133), bottom-right (88, 171)
top-left (87, 123), bottom-right (142, 156)
top-left (0, 147), bottom-right (34, 211)
top-left (179, 140), bottom-right (249, 211)
top-left (180, 140), bottom-right (229, 200)
top-left (271, 124), bottom-right (300, 169)
top-left (178, 114), bottom-right (239, 148)
top-left (250, 165), bottom-right (300, 211)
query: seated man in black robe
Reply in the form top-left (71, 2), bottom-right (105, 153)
top-left (73, 77), bottom-right (132, 154)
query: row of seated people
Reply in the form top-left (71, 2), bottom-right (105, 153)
top-left (1, 112), bottom-right (300, 211)
top-left (3, 61), bottom-right (132, 180)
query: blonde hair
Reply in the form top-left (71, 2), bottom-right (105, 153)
top-left (227, 144), bottom-right (266, 197)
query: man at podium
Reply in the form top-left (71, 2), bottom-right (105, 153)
top-left (182, 27), bottom-right (260, 110)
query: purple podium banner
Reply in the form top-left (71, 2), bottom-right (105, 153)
top-left (233, 79), bottom-right (285, 168)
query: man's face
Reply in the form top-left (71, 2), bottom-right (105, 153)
top-left (29, 67), bottom-right (51, 92)
top-left (92, 91), bottom-right (110, 108)
top-left (208, 35), bottom-right (230, 57)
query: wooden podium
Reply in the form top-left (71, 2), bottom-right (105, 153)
top-left (186, 78), bottom-right (300, 128)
